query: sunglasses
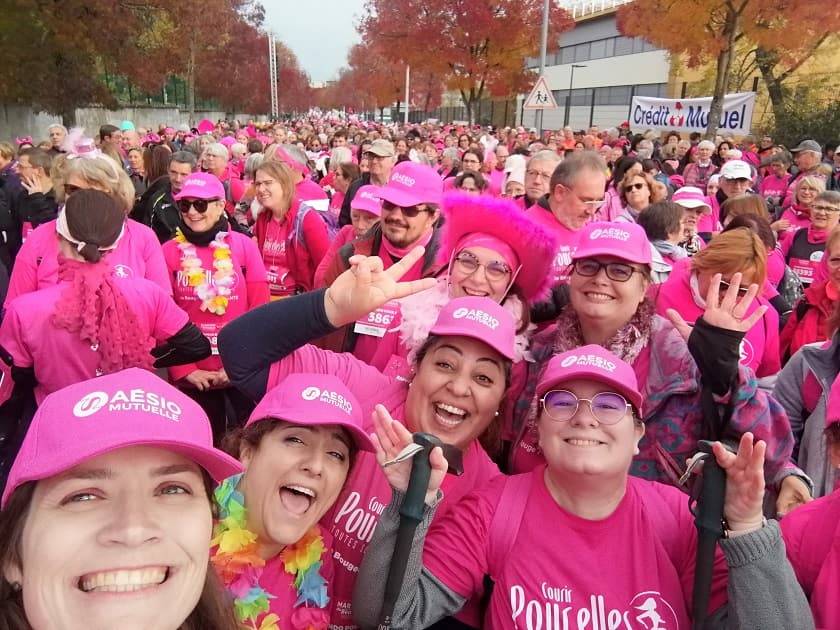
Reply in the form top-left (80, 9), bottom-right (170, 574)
top-left (177, 198), bottom-right (218, 214)
top-left (624, 182), bottom-right (647, 193)
top-left (573, 259), bottom-right (640, 283)
top-left (381, 200), bottom-right (431, 218)
top-left (718, 278), bottom-right (749, 296)
top-left (541, 390), bottom-right (632, 425)
top-left (453, 251), bottom-right (512, 282)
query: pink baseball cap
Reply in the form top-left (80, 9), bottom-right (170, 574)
top-left (246, 374), bottom-right (374, 452)
top-left (2, 369), bottom-right (242, 507)
top-left (536, 345), bottom-right (643, 414)
top-left (350, 185), bottom-right (383, 216)
top-left (572, 222), bottom-right (652, 266)
top-left (173, 172), bottom-right (226, 201)
top-left (429, 296), bottom-right (515, 360)
top-left (672, 186), bottom-right (712, 213)
top-left (378, 161), bottom-right (443, 208)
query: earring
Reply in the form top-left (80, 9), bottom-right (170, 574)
top-left (494, 411), bottom-right (499, 417)
top-left (10, 582), bottom-right (21, 592)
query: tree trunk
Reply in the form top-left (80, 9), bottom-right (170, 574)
top-left (754, 47), bottom-right (786, 123)
top-left (60, 108), bottom-right (77, 128)
top-left (187, 43), bottom-right (196, 123)
top-left (705, 5), bottom-right (740, 139)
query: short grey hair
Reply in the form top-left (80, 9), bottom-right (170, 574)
top-left (204, 143), bottom-right (229, 159)
top-left (281, 143), bottom-right (308, 167)
top-left (329, 146), bottom-right (353, 171)
top-left (230, 142), bottom-right (247, 157)
top-left (817, 190), bottom-right (840, 206)
top-left (442, 147), bottom-right (460, 164)
top-left (528, 150), bottom-right (562, 169)
top-left (549, 150), bottom-right (607, 191)
top-left (47, 123), bottom-right (67, 134)
top-left (698, 140), bottom-right (715, 151)
top-left (170, 150), bottom-right (197, 168)
top-left (244, 153), bottom-right (264, 179)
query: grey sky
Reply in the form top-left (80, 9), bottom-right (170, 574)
top-left (264, 0), bottom-right (366, 84)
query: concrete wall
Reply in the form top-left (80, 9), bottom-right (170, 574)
top-left (0, 105), bottom-right (266, 143)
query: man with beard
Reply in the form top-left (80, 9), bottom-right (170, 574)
top-left (318, 160), bottom-right (444, 353)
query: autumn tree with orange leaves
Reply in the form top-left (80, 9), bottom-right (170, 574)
top-left (360, 0), bottom-right (573, 123)
top-left (618, 0), bottom-right (838, 135)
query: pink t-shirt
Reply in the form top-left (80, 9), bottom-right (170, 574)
top-left (297, 178), bottom-right (329, 203)
top-left (526, 204), bottom-right (581, 283)
top-left (0, 279), bottom-right (188, 404)
top-left (162, 231), bottom-right (267, 379)
top-left (261, 217), bottom-right (293, 297)
top-left (5, 218), bottom-right (171, 306)
top-left (263, 345), bottom-right (500, 629)
top-left (759, 173), bottom-right (791, 203)
top-left (422, 469), bottom-right (727, 630)
top-left (654, 258), bottom-right (780, 377)
top-left (218, 525), bottom-right (334, 630)
top-left (780, 489), bottom-right (840, 629)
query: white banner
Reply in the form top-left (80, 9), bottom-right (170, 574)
top-left (630, 92), bottom-right (756, 134)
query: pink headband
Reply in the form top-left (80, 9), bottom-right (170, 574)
top-left (15, 136), bottom-right (33, 146)
top-left (457, 233), bottom-right (519, 270)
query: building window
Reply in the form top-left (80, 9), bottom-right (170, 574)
top-left (589, 39), bottom-right (607, 60)
top-left (614, 36), bottom-right (634, 56)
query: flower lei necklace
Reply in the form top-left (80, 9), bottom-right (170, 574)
top-left (211, 474), bottom-right (330, 630)
top-left (175, 229), bottom-right (235, 315)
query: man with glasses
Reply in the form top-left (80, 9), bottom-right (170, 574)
top-left (516, 150), bottom-right (561, 211)
top-left (783, 139), bottom-right (828, 210)
top-left (319, 161), bottom-right (445, 355)
top-left (339, 139), bottom-right (396, 227)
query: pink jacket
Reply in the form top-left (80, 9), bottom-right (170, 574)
top-left (780, 489), bottom-right (840, 628)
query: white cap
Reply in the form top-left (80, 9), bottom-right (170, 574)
top-left (719, 160), bottom-right (753, 180)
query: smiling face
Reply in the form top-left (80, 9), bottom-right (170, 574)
top-left (239, 422), bottom-right (351, 556)
top-left (796, 182), bottom-right (821, 207)
top-left (449, 246), bottom-right (514, 302)
top-left (6, 447), bottom-right (212, 630)
top-left (178, 198), bottom-right (224, 233)
top-left (405, 336), bottom-right (507, 449)
top-left (538, 379), bottom-right (644, 478)
top-left (810, 198), bottom-right (840, 231)
top-left (569, 256), bottom-right (649, 333)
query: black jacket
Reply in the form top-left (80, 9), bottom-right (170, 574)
top-left (17, 188), bottom-right (58, 230)
top-left (130, 176), bottom-right (179, 243)
top-left (339, 172), bottom-right (372, 227)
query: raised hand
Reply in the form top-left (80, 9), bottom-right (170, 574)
top-left (371, 404), bottom-right (447, 506)
top-left (667, 272), bottom-right (767, 342)
top-left (713, 432), bottom-right (766, 533)
top-left (324, 246), bottom-right (436, 327)
top-left (775, 474), bottom-right (812, 517)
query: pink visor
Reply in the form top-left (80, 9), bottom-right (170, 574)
top-left (2, 369), bottom-right (242, 508)
top-left (350, 185), bottom-right (383, 216)
top-left (246, 373), bottom-right (373, 452)
top-left (572, 221), bottom-right (652, 266)
top-left (429, 296), bottom-right (515, 360)
top-left (537, 345), bottom-right (643, 413)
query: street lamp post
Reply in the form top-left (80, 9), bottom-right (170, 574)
top-left (564, 64), bottom-right (586, 127)
top-left (535, 0), bottom-right (550, 136)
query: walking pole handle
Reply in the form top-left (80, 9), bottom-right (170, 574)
top-left (400, 432), bottom-right (443, 522)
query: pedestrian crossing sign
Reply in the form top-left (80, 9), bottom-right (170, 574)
top-left (523, 76), bottom-right (557, 110)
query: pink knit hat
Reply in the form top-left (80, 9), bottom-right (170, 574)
top-left (438, 192), bottom-right (560, 301)
top-left (2, 369), bottom-right (242, 507)
top-left (196, 118), bottom-right (215, 134)
top-left (246, 374), bottom-right (373, 452)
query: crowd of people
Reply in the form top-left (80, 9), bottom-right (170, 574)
top-left (0, 113), bottom-right (839, 629)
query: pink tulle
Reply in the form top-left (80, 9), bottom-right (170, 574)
top-left (53, 257), bottom-right (154, 375)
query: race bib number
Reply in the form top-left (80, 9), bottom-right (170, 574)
top-left (198, 322), bottom-right (222, 355)
top-left (353, 303), bottom-right (399, 338)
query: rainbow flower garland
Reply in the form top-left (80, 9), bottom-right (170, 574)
top-left (175, 229), bottom-right (235, 315)
top-left (211, 474), bottom-right (330, 630)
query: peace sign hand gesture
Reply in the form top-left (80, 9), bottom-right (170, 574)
top-left (324, 246), bottom-right (436, 327)
top-left (667, 272), bottom-right (767, 342)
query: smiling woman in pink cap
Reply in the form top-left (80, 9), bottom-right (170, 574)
top-left (354, 347), bottom-right (812, 629)
top-left (218, 250), bottom-right (516, 628)
top-left (0, 368), bottom-right (242, 630)
top-left (161, 172), bottom-right (269, 442)
top-left (210, 373), bottom-right (373, 630)
top-left (510, 221), bottom-right (802, 515)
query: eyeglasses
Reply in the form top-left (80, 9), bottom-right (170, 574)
top-left (573, 259), bottom-right (640, 282)
top-left (572, 190), bottom-right (606, 210)
top-left (178, 198), bottom-right (218, 214)
top-left (364, 152), bottom-right (390, 161)
top-left (453, 251), bottom-right (512, 282)
top-left (526, 169), bottom-right (552, 181)
top-left (541, 390), bottom-right (632, 425)
top-left (717, 278), bottom-right (749, 296)
top-left (623, 182), bottom-right (647, 193)
top-left (811, 204), bottom-right (840, 214)
top-left (64, 184), bottom-right (83, 196)
top-left (381, 200), bottom-right (431, 218)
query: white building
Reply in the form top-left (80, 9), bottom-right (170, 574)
top-left (518, 0), bottom-right (671, 131)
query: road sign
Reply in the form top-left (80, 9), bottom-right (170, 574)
top-left (523, 76), bottom-right (557, 110)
